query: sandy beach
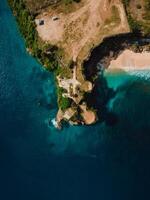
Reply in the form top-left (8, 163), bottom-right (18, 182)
top-left (108, 49), bottom-right (150, 72)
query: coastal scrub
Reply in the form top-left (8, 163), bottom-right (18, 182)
top-left (8, 0), bottom-right (59, 71)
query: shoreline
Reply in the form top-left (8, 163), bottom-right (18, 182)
top-left (8, 0), bottom-right (150, 129)
top-left (107, 49), bottom-right (150, 72)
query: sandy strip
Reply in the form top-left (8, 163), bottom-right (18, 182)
top-left (108, 49), bottom-right (150, 71)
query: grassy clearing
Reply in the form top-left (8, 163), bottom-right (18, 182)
top-left (143, 0), bottom-right (150, 20)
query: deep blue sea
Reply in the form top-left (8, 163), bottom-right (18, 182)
top-left (1, 1), bottom-right (150, 199)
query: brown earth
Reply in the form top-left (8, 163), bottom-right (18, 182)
top-left (35, 0), bottom-right (130, 66)
top-left (129, 0), bottom-right (149, 22)
top-left (80, 104), bottom-right (97, 125)
top-left (34, 0), bottom-right (131, 126)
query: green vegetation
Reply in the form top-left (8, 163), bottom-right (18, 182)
top-left (127, 14), bottom-right (141, 33)
top-left (8, 0), bottom-right (59, 71)
top-left (8, 0), bottom-right (38, 47)
top-left (104, 5), bottom-right (121, 27)
top-left (8, 0), bottom-right (75, 112)
top-left (55, 64), bottom-right (72, 79)
top-left (111, 5), bottom-right (121, 24)
top-left (122, 0), bottom-right (130, 7)
top-left (122, 0), bottom-right (150, 35)
top-left (122, 0), bottom-right (141, 33)
top-left (60, 96), bottom-right (71, 111)
top-left (63, 0), bottom-right (80, 4)
top-left (57, 87), bottom-right (71, 111)
top-left (143, 0), bottom-right (150, 20)
top-left (55, 66), bottom-right (72, 110)
top-left (24, 0), bottom-right (81, 14)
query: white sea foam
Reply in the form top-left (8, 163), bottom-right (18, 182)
top-left (51, 118), bottom-right (58, 127)
top-left (127, 70), bottom-right (150, 81)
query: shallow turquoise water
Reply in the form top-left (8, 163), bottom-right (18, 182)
top-left (1, 1), bottom-right (150, 199)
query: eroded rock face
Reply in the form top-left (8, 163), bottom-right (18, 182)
top-left (80, 103), bottom-right (97, 125)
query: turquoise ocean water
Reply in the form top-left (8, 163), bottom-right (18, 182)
top-left (1, 1), bottom-right (150, 199)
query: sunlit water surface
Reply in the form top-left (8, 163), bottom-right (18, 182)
top-left (1, 1), bottom-right (150, 199)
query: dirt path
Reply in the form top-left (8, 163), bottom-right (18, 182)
top-left (114, 2), bottom-right (130, 32)
top-left (36, 0), bottom-right (130, 62)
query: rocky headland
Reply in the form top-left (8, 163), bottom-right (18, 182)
top-left (8, 0), bottom-right (150, 128)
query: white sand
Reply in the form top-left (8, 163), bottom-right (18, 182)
top-left (108, 49), bottom-right (150, 71)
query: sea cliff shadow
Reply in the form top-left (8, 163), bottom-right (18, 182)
top-left (85, 70), bottom-right (118, 126)
top-left (83, 32), bottom-right (150, 126)
top-left (83, 32), bottom-right (149, 80)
